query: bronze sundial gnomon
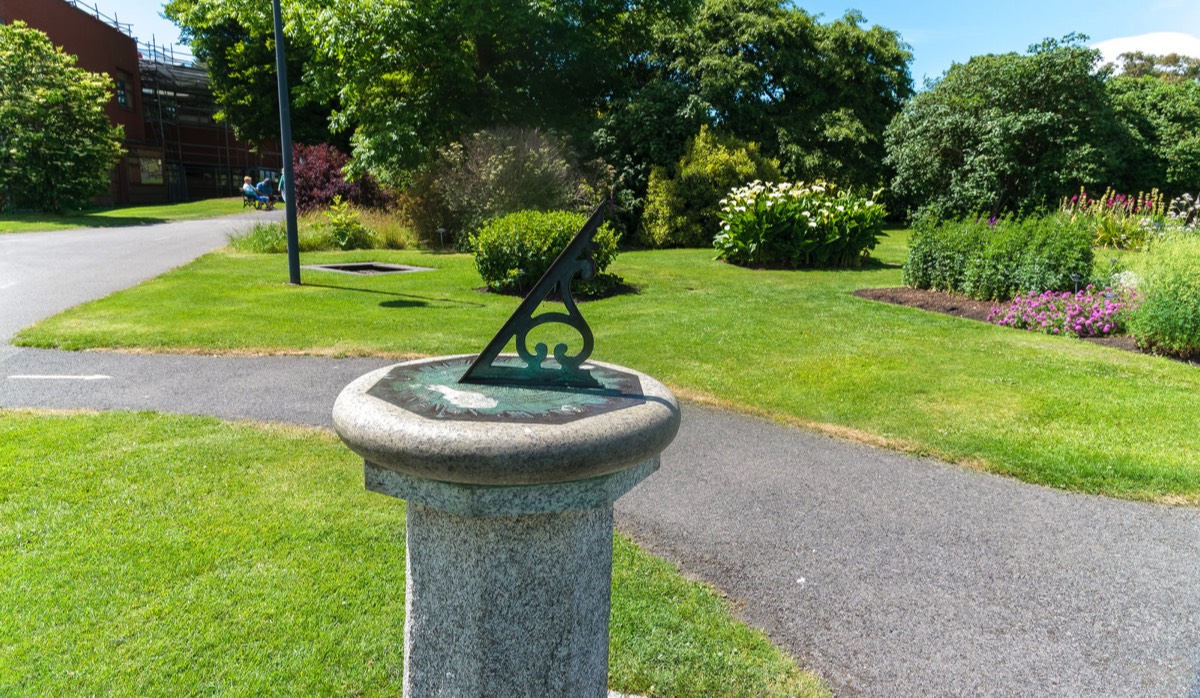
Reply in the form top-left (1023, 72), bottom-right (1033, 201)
top-left (365, 201), bottom-right (648, 423)
top-left (458, 202), bottom-right (608, 389)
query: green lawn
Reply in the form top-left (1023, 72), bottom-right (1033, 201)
top-left (14, 233), bottom-right (1200, 504)
top-left (0, 198), bottom-right (251, 234)
top-left (0, 410), bottom-right (826, 698)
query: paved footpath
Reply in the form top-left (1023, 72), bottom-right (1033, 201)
top-left (3, 219), bottom-right (1199, 697)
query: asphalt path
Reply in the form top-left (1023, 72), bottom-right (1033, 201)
top-left (2, 218), bottom-right (1199, 697)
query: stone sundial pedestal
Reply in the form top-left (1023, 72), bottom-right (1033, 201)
top-left (332, 205), bottom-right (680, 697)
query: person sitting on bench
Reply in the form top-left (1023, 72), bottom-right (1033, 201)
top-left (242, 176), bottom-right (273, 210)
top-left (256, 175), bottom-right (280, 204)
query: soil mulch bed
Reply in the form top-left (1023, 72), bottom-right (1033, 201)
top-left (853, 287), bottom-right (1143, 354)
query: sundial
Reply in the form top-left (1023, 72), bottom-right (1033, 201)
top-left (365, 202), bottom-right (647, 424)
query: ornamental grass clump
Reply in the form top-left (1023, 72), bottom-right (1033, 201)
top-left (1128, 234), bottom-right (1200, 359)
top-left (988, 286), bottom-right (1137, 338)
top-left (714, 181), bottom-right (885, 268)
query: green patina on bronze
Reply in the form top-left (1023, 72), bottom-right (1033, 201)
top-left (367, 356), bottom-right (645, 424)
top-left (459, 202), bottom-right (609, 389)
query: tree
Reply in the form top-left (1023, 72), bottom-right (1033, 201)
top-left (303, 0), bottom-right (693, 185)
top-left (1113, 51), bottom-right (1200, 83)
top-left (1108, 75), bottom-right (1200, 195)
top-left (885, 35), bottom-right (1118, 218)
top-left (592, 0), bottom-right (910, 233)
top-left (0, 22), bottom-right (124, 212)
top-left (163, 0), bottom-right (340, 148)
top-left (665, 1), bottom-right (912, 188)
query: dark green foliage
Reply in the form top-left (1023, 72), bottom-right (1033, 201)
top-left (472, 210), bottom-right (620, 296)
top-left (1129, 235), bottom-right (1200, 359)
top-left (667, 1), bottom-right (911, 189)
top-left (309, 0), bottom-right (695, 184)
top-left (163, 1), bottom-right (340, 147)
top-left (592, 1), bottom-right (911, 236)
top-left (592, 80), bottom-right (709, 236)
top-left (640, 127), bottom-right (780, 248)
top-left (885, 36), bottom-right (1118, 219)
top-left (0, 22), bottom-right (124, 213)
top-left (1107, 76), bottom-right (1200, 196)
top-left (903, 216), bottom-right (1095, 300)
top-left (714, 181), bottom-right (885, 268)
top-left (401, 128), bottom-right (602, 249)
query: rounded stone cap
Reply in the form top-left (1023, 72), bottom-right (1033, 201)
top-left (333, 355), bottom-right (681, 486)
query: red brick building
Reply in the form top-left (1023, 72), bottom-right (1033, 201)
top-left (0, 0), bottom-right (280, 205)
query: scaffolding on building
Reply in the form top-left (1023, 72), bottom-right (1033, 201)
top-left (137, 37), bottom-right (281, 202)
top-left (65, 0), bottom-right (280, 202)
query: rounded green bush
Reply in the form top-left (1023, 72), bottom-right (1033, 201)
top-left (1129, 234), bottom-right (1200, 359)
top-left (640, 126), bottom-right (780, 248)
top-left (472, 210), bottom-right (620, 296)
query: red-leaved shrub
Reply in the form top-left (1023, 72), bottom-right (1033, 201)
top-left (291, 143), bottom-right (389, 211)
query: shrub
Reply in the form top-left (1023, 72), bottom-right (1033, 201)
top-left (472, 210), bottom-right (620, 296)
top-left (988, 286), bottom-right (1137, 338)
top-left (401, 128), bottom-right (600, 248)
top-left (903, 216), bottom-right (1094, 301)
top-left (321, 196), bottom-right (376, 250)
top-left (640, 126), bottom-right (780, 248)
top-left (713, 181), bottom-right (885, 268)
top-left (292, 143), bottom-right (388, 212)
top-left (1128, 234), bottom-right (1200, 358)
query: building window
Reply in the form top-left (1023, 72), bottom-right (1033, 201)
top-left (114, 73), bottom-right (132, 109)
top-left (139, 158), bottom-right (164, 185)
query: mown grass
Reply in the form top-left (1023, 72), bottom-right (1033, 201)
top-left (14, 232), bottom-right (1200, 504)
top-left (0, 410), bottom-right (827, 698)
top-left (0, 198), bottom-right (250, 234)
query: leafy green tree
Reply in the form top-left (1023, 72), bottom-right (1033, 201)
top-left (1108, 75), bottom-right (1200, 195)
top-left (0, 22), bottom-right (123, 212)
top-left (307, 0), bottom-right (691, 185)
top-left (885, 35), bottom-right (1118, 218)
top-left (1112, 51), bottom-right (1200, 83)
top-left (594, 0), bottom-right (909, 234)
top-left (666, 0), bottom-right (912, 188)
top-left (163, 0), bottom-right (340, 147)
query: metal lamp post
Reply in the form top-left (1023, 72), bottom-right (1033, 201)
top-left (272, 0), bottom-right (300, 285)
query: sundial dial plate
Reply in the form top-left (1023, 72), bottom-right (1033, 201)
top-left (366, 355), bottom-right (645, 425)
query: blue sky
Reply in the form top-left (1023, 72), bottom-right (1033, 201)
top-left (800, 0), bottom-right (1200, 84)
top-left (95, 0), bottom-right (1200, 85)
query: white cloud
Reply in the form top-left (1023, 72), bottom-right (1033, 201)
top-left (1092, 32), bottom-right (1200, 65)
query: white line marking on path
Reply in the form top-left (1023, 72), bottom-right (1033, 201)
top-left (7, 374), bottom-right (112, 381)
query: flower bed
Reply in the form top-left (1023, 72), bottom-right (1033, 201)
top-left (714, 180), bottom-right (885, 268)
top-left (987, 286), bottom-right (1137, 338)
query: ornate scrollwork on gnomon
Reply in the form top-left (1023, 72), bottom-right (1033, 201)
top-left (459, 203), bottom-right (608, 389)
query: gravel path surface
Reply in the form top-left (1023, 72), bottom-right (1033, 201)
top-left (3, 219), bottom-right (1199, 697)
